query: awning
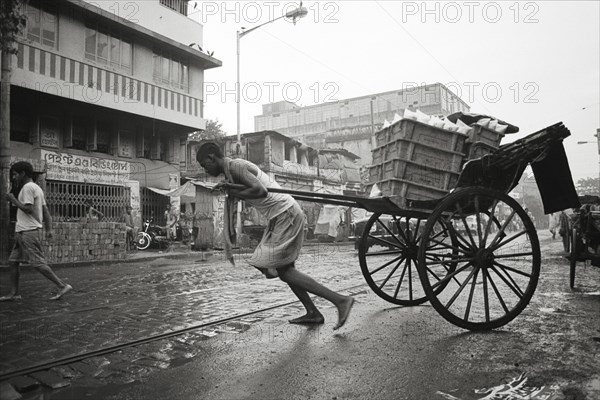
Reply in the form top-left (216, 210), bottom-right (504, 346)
top-left (148, 181), bottom-right (196, 198)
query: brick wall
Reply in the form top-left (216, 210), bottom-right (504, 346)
top-left (42, 222), bottom-right (128, 264)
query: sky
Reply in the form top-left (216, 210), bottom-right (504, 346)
top-left (188, 0), bottom-right (599, 184)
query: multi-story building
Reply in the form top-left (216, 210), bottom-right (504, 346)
top-left (2, 0), bottom-right (221, 262)
top-left (254, 83), bottom-right (470, 165)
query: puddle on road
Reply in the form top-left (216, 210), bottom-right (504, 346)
top-left (436, 373), bottom-right (570, 399)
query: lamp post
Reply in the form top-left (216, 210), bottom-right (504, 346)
top-left (235, 3), bottom-right (308, 155)
top-left (576, 128), bottom-right (600, 193)
top-left (234, 3), bottom-right (307, 238)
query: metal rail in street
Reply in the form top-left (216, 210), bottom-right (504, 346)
top-left (0, 283), bottom-right (369, 381)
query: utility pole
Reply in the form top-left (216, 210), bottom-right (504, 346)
top-left (597, 128), bottom-right (600, 194)
top-left (0, 51), bottom-right (11, 263)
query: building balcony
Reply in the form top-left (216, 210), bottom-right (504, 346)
top-left (10, 42), bottom-right (206, 130)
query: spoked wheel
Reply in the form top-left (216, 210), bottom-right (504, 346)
top-left (358, 213), bottom-right (458, 306)
top-left (135, 232), bottom-right (152, 250)
top-left (417, 187), bottom-right (541, 331)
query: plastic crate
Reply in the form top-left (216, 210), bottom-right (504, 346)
top-left (387, 119), bottom-right (468, 153)
top-left (469, 125), bottom-right (504, 147)
top-left (378, 178), bottom-right (452, 201)
top-left (374, 128), bottom-right (389, 147)
top-left (411, 144), bottom-right (463, 171)
top-left (380, 159), bottom-right (459, 190)
top-left (368, 164), bottom-right (383, 182)
top-left (373, 138), bottom-right (464, 172)
top-left (371, 147), bottom-right (384, 165)
top-left (467, 141), bottom-right (498, 160)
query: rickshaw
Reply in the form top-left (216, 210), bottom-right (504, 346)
top-left (569, 195), bottom-right (600, 288)
top-left (271, 122), bottom-right (579, 331)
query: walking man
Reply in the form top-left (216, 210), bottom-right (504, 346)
top-left (1, 161), bottom-right (72, 301)
top-left (196, 143), bottom-right (354, 330)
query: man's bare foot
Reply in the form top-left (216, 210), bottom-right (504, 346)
top-left (289, 312), bottom-right (325, 325)
top-left (0, 295), bottom-right (22, 302)
top-left (50, 284), bottom-right (72, 300)
top-left (333, 296), bottom-right (355, 330)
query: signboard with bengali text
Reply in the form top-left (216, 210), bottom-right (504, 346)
top-left (41, 150), bottom-right (131, 185)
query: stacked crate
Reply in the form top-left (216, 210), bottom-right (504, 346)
top-left (465, 124), bottom-right (505, 160)
top-left (368, 119), bottom-right (468, 203)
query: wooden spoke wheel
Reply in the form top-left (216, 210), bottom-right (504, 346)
top-left (417, 187), bottom-right (540, 331)
top-left (358, 213), bottom-right (458, 306)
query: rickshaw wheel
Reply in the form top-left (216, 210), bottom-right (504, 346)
top-left (358, 213), bottom-right (457, 306)
top-left (417, 187), bottom-right (540, 331)
top-left (569, 227), bottom-right (580, 288)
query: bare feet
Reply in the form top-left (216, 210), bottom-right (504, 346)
top-left (333, 296), bottom-right (355, 330)
top-left (289, 312), bottom-right (325, 325)
top-left (50, 284), bottom-right (72, 300)
top-left (0, 295), bottom-right (22, 302)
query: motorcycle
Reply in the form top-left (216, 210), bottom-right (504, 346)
top-left (135, 219), bottom-right (167, 250)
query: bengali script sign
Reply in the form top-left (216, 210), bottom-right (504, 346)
top-left (41, 150), bottom-right (131, 185)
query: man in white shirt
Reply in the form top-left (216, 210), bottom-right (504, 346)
top-left (1, 161), bottom-right (72, 301)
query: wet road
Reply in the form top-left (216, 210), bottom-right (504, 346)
top-left (1, 233), bottom-right (599, 399)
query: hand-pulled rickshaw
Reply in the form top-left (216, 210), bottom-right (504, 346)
top-left (271, 121), bottom-right (578, 331)
top-left (569, 195), bottom-right (600, 288)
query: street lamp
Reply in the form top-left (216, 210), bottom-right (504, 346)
top-left (235, 3), bottom-right (308, 155)
top-left (576, 129), bottom-right (600, 193)
top-left (233, 3), bottom-right (307, 238)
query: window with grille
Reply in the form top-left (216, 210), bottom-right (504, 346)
top-left (152, 51), bottom-right (189, 92)
top-left (140, 187), bottom-right (170, 225)
top-left (85, 22), bottom-right (132, 73)
top-left (22, 2), bottom-right (58, 49)
top-left (45, 181), bottom-right (130, 222)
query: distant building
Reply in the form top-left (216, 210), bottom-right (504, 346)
top-left (254, 83), bottom-right (470, 165)
top-left (183, 131), bottom-right (362, 247)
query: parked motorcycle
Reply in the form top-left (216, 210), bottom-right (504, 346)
top-left (135, 219), bottom-right (183, 250)
top-left (135, 219), bottom-right (166, 250)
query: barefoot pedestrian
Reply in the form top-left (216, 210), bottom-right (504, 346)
top-left (1, 161), bottom-right (72, 301)
top-left (197, 143), bottom-right (354, 330)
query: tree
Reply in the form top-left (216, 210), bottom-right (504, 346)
top-left (0, 0), bottom-right (27, 54)
top-left (576, 177), bottom-right (600, 196)
top-left (188, 119), bottom-right (227, 142)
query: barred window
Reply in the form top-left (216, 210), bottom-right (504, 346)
top-left (45, 181), bottom-right (130, 223)
top-left (159, 0), bottom-right (189, 15)
top-left (140, 187), bottom-right (170, 226)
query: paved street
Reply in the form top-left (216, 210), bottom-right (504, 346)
top-left (0, 243), bottom-right (366, 375)
top-left (0, 232), bottom-right (599, 399)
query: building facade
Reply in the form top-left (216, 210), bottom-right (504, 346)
top-left (2, 0), bottom-right (221, 262)
top-left (254, 83), bottom-right (470, 165)
top-left (183, 131), bottom-right (363, 247)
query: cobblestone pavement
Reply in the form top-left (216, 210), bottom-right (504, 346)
top-left (0, 243), bottom-right (365, 376)
top-left (1, 233), bottom-right (599, 399)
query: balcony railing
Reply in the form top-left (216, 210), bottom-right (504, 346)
top-left (160, 0), bottom-right (189, 15)
top-left (12, 42), bottom-right (203, 123)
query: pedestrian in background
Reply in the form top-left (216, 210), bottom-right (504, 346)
top-left (84, 199), bottom-right (104, 222)
top-left (1, 161), bottom-right (72, 301)
top-left (196, 142), bottom-right (354, 330)
top-left (164, 203), bottom-right (179, 240)
top-left (122, 205), bottom-right (137, 249)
